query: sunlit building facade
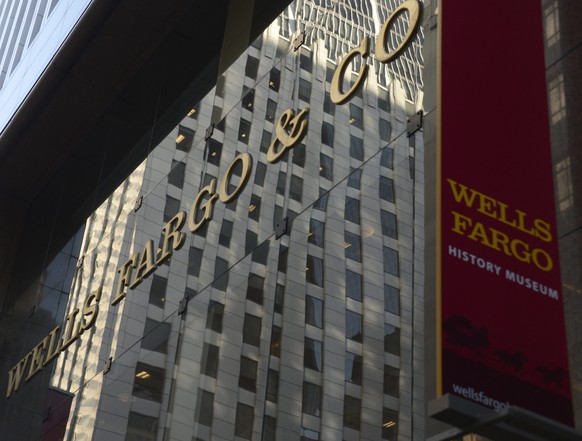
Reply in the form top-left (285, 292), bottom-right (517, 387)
top-left (10, 1), bottom-right (426, 440)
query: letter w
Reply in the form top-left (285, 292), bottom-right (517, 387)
top-left (447, 179), bottom-right (478, 208)
top-left (6, 354), bottom-right (30, 398)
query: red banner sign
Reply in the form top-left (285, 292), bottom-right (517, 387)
top-left (438, 1), bottom-right (573, 425)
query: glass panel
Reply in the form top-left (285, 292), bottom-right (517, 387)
top-left (11, 2), bottom-right (426, 440)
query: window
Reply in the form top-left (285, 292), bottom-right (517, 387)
top-left (290, 175), bottom-right (303, 202)
top-left (306, 255), bottom-right (324, 287)
top-left (306, 295), bottom-right (323, 328)
top-left (141, 319), bottom-right (170, 353)
top-left (270, 325), bottom-right (281, 357)
top-left (379, 176), bottom-right (395, 202)
top-left (350, 135), bottom-right (364, 161)
top-left (238, 119), bottom-right (251, 143)
top-left (207, 138), bottom-right (222, 166)
top-left (239, 356), bottom-right (258, 392)
top-left (176, 125), bottom-right (194, 151)
top-left (254, 161), bottom-right (266, 186)
top-left (195, 389), bottom-right (214, 426)
top-left (269, 68), bottom-right (280, 92)
top-left (126, 412), bottom-right (158, 441)
top-left (324, 92), bottom-right (335, 114)
top-left (212, 257), bottom-right (229, 291)
top-left (304, 337), bottom-right (323, 372)
top-left (381, 210), bottom-right (397, 238)
top-left (211, 105), bottom-right (222, 125)
top-left (302, 382), bottom-right (322, 416)
top-left (243, 314), bottom-right (261, 347)
top-left (347, 167), bottom-right (362, 189)
top-left (380, 148), bottom-right (393, 169)
top-left (292, 143), bottom-right (306, 167)
top-left (216, 75), bottom-right (225, 98)
top-left (301, 428), bottom-right (320, 441)
top-left (245, 230), bottom-right (258, 255)
top-left (345, 352), bottom-right (363, 385)
top-left (187, 103), bottom-right (199, 119)
top-left (247, 195), bottom-right (261, 222)
top-left (163, 196), bottom-right (180, 222)
top-left (242, 88), bottom-right (255, 111)
top-left (383, 247), bottom-right (399, 276)
top-left (149, 275), bottom-right (167, 308)
top-left (245, 55), bottom-right (259, 79)
top-left (206, 301), bottom-right (224, 333)
top-left (382, 408), bottom-right (398, 440)
top-left (345, 197), bottom-right (360, 224)
top-left (308, 219), bottom-right (324, 247)
top-left (262, 416), bottom-right (276, 441)
top-left (384, 285), bottom-right (400, 315)
top-left (201, 343), bottom-right (219, 378)
top-left (343, 395), bottom-right (361, 430)
top-left (321, 122), bottom-right (334, 146)
top-left (247, 273), bottom-right (264, 305)
top-left (266, 98), bottom-right (277, 122)
top-left (379, 119), bottom-right (391, 142)
top-left (274, 284), bottom-right (284, 314)
top-left (384, 324), bottom-right (400, 355)
top-left (384, 365), bottom-right (399, 397)
top-left (168, 160), bottom-right (186, 188)
top-left (235, 403), bottom-right (254, 439)
top-left (188, 247), bottom-right (203, 277)
top-left (314, 188), bottom-right (329, 211)
top-left (299, 78), bottom-right (311, 102)
top-left (252, 241), bottom-right (269, 265)
top-left (276, 170), bottom-right (286, 195)
top-left (300, 49), bottom-right (312, 71)
top-left (260, 130), bottom-right (271, 153)
top-left (278, 244), bottom-right (288, 273)
top-left (378, 95), bottom-right (390, 112)
top-left (346, 270), bottom-right (362, 302)
top-left (349, 103), bottom-right (363, 129)
top-left (346, 310), bottom-right (363, 343)
top-left (219, 220), bottom-right (233, 247)
top-left (320, 153), bottom-right (333, 180)
top-left (344, 232), bottom-right (361, 262)
top-left (266, 369), bottom-right (279, 402)
top-left (133, 362), bottom-right (164, 402)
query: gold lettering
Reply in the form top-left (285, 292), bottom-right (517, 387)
top-left (514, 209), bottom-right (535, 236)
top-left (157, 211), bottom-right (187, 265)
top-left (25, 338), bottom-right (48, 382)
top-left (331, 37), bottom-right (369, 104)
top-left (375, 0), bottom-right (421, 63)
top-left (81, 288), bottom-right (102, 332)
top-left (532, 248), bottom-right (553, 271)
top-left (219, 153), bottom-right (253, 203)
top-left (130, 240), bottom-right (157, 289)
top-left (111, 253), bottom-right (138, 306)
top-left (60, 309), bottom-right (81, 351)
top-left (467, 221), bottom-right (493, 248)
top-left (534, 218), bottom-right (552, 242)
top-left (188, 179), bottom-right (218, 233)
top-left (267, 108), bottom-right (309, 163)
top-left (43, 325), bottom-right (62, 366)
top-left (496, 200), bottom-right (517, 229)
top-left (447, 179), bottom-right (479, 208)
top-left (451, 210), bottom-right (472, 235)
top-left (6, 354), bottom-right (30, 398)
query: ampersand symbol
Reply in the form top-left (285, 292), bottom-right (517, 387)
top-left (267, 107), bottom-right (309, 163)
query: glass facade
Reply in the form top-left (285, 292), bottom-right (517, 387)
top-left (0, 0), bottom-right (425, 439)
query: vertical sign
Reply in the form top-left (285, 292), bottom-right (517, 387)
top-left (438, 1), bottom-right (574, 425)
